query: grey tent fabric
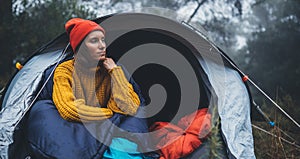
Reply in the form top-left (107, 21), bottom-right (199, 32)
top-left (0, 13), bottom-right (255, 159)
top-left (199, 57), bottom-right (254, 158)
top-left (0, 50), bottom-right (67, 159)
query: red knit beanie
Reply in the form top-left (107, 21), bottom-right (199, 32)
top-left (65, 18), bottom-right (105, 52)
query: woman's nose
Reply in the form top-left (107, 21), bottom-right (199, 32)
top-left (99, 41), bottom-right (106, 49)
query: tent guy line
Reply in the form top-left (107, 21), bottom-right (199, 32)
top-left (217, 47), bottom-right (300, 128)
top-left (183, 20), bottom-right (300, 128)
top-left (252, 124), bottom-right (300, 150)
top-left (246, 76), bottom-right (300, 128)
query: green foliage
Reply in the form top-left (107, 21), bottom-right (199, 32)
top-left (0, 1), bottom-right (14, 85)
top-left (0, 0), bottom-right (96, 87)
top-left (13, 0), bottom-right (96, 56)
top-left (253, 123), bottom-right (300, 159)
top-left (253, 95), bottom-right (300, 158)
top-left (207, 105), bottom-right (226, 159)
top-left (242, 0), bottom-right (300, 104)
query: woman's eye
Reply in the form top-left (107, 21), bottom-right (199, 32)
top-left (90, 38), bottom-right (98, 43)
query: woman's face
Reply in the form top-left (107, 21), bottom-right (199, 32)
top-left (79, 30), bottom-right (106, 62)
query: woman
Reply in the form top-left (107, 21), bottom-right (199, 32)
top-left (27, 18), bottom-right (156, 159)
top-left (53, 18), bottom-right (140, 122)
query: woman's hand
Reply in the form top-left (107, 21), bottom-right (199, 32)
top-left (103, 58), bottom-right (117, 70)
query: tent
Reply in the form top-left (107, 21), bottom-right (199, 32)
top-left (0, 13), bottom-right (255, 159)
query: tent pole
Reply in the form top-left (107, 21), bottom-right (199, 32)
top-left (246, 77), bottom-right (300, 128)
top-left (181, 20), bottom-right (300, 128)
top-left (14, 43), bottom-right (70, 127)
top-left (252, 101), bottom-right (296, 142)
top-left (252, 101), bottom-right (275, 127)
top-left (218, 48), bottom-right (300, 128)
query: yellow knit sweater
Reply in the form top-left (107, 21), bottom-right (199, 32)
top-left (52, 59), bottom-right (140, 122)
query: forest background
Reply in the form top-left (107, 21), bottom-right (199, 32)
top-left (0, 0), bottom-right (299, 158)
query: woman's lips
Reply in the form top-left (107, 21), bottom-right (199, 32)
top-left (97, 52), bottom-right (106, 56)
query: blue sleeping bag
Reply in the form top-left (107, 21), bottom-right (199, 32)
top-left (26, 62), bottom-right (158, 159)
